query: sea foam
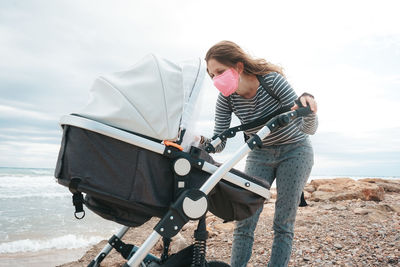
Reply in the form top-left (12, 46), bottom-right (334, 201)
top-left (0, 234), bottom-right (103, 253)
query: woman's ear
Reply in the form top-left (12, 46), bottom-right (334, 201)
top-left (236, 62), bottom-right (244, 74)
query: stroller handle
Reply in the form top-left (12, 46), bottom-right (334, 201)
top-left (206, 105), bottom-right (313, 153)
top-left (272, 105), bottom-right (313, 129)
top-left (200, 105), bottom-right (313, 196)
top-left (295, 105), bottom-right (313, 117)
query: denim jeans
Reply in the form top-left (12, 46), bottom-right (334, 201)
top-left (230, 138), bottom-right (314, 267)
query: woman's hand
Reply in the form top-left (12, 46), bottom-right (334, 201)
top-left (291, 93), bottom-right (318, 113)
top-left (197, 135), bottom-right (211, 150)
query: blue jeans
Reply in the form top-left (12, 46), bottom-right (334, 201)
top-left (230, 138), bottom-right (314, 267)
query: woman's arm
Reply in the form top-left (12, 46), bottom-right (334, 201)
top-left (292, 93), bottom-right (319, 135)
top-left (271, 73), bottom-right (319, 135)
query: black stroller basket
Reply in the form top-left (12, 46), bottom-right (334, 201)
top-left (55, 114), bottom-right (271, 267)
top-left (55, 124), bottom-right (268, 225)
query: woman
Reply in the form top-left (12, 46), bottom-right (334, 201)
top-left (203, 41), bottom-right (318, 267)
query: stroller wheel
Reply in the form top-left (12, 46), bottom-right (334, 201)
top-left (207, 261), bottom-right (230, 267)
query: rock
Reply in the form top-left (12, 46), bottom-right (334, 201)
top-left (304, 184), bottom-right (316, 193)
top-left (213, 222), bottom-right (235, 232)
top-left (353, 207), bottom-right (388, 222)
top-left (309, 178), bottom-right (385, 202)
top-left (170, 233), bottom-right (190, 254)
top-left (359, 178), bottom-right (400, 193)
top-left (303, 191), bottom-right (312, 199)
top-left (310, 178), bottom-right (354, 189)
top-left (322, 204), bottom-right (336, 210)
top-left (367, 210), bottom-right (388, 222)
top-left (359, 183), bottom-right (385, 201)
top-left (373, 204), bottom-right (400, 213)
top-left (334, 243), bottom-right (343, 249)
top-left (182, 220), bottom-right (197, 231)
top-left (354, 208), bottom-right (370, 215)
top-left (321, 204), bottom-right (347, 211)
top-left (336, 205), bottom-right (348, 210)
top-left (206, 226), bottom-right (218, 237)
top-left (311, 190), bottom-right (360, 202)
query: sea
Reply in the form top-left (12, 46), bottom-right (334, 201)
top-left (0, 167), bottom-right (398, 267)
top-left (0, 167), bottom-right (121, 267)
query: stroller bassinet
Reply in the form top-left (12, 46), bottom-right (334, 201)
top-left (55, 54), bottom-right (274, 267)
top-left (55, 123), bottom-right (269, 226)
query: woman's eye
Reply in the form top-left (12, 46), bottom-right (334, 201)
top-left (219, 68), bottom-right (228, 75)
top-left (210, 69), bottom-right (226, 79)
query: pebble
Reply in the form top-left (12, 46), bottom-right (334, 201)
top-left (334, 243), bottom-right (343, 250)
top-left (353, 208), bottom-right (370, 214)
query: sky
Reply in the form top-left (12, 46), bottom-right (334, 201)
top-left (0, 0), bottom-right (399, 177)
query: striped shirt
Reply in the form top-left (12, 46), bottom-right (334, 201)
top-left (213, 72), bottom-right (318, 152)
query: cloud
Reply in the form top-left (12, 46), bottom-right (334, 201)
top-left (312, 155), bottom-right (400, 177)
top-left (0, 104), bottom-right (55, 121)
top-left (0, 104), bottom-right (60, 135)
top-left (311, 129), bottom-right (400, 176)
top-left (0, 1), bottom-right (399, 176)
top-left (0, 140), bottom-right (59, 168)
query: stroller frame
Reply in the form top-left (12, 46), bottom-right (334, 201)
top-left (60, 106), bottom-right (311, 267)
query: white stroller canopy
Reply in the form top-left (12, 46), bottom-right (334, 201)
top-left (77, 54), bottom-right (206, 141)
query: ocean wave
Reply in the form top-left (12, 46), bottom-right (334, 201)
top-left (30, 169), bottom-right (54, 175)
top-left (0, 175), bottom-right (56, 184)
top-left (0, 234), bottom-right (103, 253)
top-left (0, 170), bottom-right (54, 178)
top-left (0, 192), bottom-right (70, 199)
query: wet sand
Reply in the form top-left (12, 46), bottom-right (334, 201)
top-left (0, 247), bottom-right (87, 267)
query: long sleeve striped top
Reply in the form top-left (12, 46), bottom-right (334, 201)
top-left (213, 72), bottom-right (318, 152)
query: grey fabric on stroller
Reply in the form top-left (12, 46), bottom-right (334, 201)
top-left (55, 124), bottom-right (269, 226)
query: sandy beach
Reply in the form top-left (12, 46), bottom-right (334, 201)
top-left (57, 178), bottom-right (400, 267)
top-left (0, 248), bottom-right (87, 267)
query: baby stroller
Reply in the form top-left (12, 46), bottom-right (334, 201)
top-left (55, 54), bottom-right (312, 267)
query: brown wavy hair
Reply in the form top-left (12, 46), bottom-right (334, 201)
top-left (205, 40), bottom-right (284, 77)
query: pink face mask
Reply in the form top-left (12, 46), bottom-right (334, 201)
top-left (213, 68), bottom-right (239, 97)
